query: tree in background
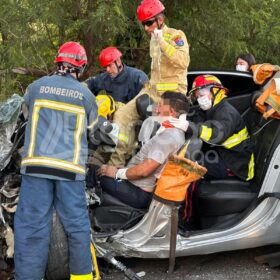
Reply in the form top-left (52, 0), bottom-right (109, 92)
top-left (168, 0), bottom-right (280, 69)
top-left (0, 0), bottom-right (279, 100)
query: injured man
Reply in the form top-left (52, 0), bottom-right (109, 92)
top-left (87, 91), bottom-right (190, 209)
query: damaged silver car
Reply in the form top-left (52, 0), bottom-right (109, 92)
top-left (1, 70), bottom-right (280, 280)
top-left (88, 70), bottom-right (280, 267)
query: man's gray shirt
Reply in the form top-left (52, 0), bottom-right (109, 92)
top-left (127, 128), bottom-right (185, 190)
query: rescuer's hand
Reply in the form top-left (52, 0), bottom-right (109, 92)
top-left (153, 28), bottom-right (163, 43)
top-left (97, 164), bottom-right (118, 178)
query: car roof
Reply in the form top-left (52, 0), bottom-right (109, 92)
top-left (187, 70), bottom-right (260, 97)
top-left (188, 69), bottom-right (253, 78)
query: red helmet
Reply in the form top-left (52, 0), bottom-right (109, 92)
top-left (99, 47), bottom-right (122, 67)
top-left (189, 75), bottom-right (227, 96)
top-left (137, 0), bottom-right (165, 22)
top-left (55, 41), bottom-right (87, 68)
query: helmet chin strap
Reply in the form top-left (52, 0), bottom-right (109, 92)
top-left (114, 61), bottom-right (123, 74)
top-left (77, 64), bottom-right (87, 80)
top-left (211, 87), bottom-right (222, 105)
top-left (156, 17), bottom-right (164, 29)
top-left (75, 70), bottom-right (80, 80)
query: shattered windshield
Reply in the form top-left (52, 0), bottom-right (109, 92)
top-left (0, 94), bottom-right (23, 171)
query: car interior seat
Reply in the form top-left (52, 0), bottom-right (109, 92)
top-left (86, 166), bottom-right (147, 233)
top-left (91, 191), bottom-right (147, 233)
top-left (194, 91), bottom-right (280, 230)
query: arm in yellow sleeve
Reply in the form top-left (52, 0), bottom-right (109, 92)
top-left (159, 30), bottom-right (190, 69)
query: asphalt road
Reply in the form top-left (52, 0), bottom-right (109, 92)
top-left (1, 246), bottom-right (279, 279)
top-left (102, 246), bottom-right (280, 280)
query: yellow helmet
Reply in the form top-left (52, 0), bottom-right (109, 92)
top-left (96, 95), bottom-right (116, 118)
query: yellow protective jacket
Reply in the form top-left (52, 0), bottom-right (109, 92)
top-left (149, 25), bottom-right (190, 94)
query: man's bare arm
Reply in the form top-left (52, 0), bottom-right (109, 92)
top-left (98, 158), bottom-right (161, 180)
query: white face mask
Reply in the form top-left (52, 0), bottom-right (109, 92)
top-left (197, 95), bottom-right (212, 111)
top-left (236, 64), bottom-right (248, 72)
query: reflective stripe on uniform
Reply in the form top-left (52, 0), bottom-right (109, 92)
top-left (22, 157), bottom-right (86, 174)
top-left (222, 127), bottom-right (249, 149)
top-left (163, 33), bottom-right (172, 41)
top-left (200, 125), bottom-right (212, 141)
top-left (74, 113), bottom-right (85, 164)
top-left (28, 105), bottom-right (40, 157)
top-left (34, 99), bottom-right (85, 114)
top-left (246, 153), bottom-right (255, 181)
top-left (118, 133), bottom-right (129, 144)
top-left (70, 273), bottom-right (93, 280)
top-left (27, 99), bottom-right (85, 169)
top-left (164, 44), bottom-right (175, 57)
top-left (156, 83), bottom-right (178, 91)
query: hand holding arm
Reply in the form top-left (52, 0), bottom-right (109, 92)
top-left (97, 164), bottom-right (118, 178)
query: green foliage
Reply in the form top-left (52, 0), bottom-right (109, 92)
top-left (0, 0), bottom-right (279, 100)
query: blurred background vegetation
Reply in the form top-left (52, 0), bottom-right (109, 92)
top-left (0, 0), bottom-right (279, 101)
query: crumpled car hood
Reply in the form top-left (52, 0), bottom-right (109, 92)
top-left (0, 94), bottom-right (23, 171)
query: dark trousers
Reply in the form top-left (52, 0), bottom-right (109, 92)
top-left (203, 151), bottom-right (230, 180)
top-left (14, 175), bottom-right (92, 280)
top-left (100, 176), bottom-right (153, 209)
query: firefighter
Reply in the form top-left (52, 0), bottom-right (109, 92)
top-left (14, 42), bottom-right (98, 280)
top-left (188, 75), bottom-right (255, 181)
top-left (108, 0), bottom-right (190, 166)
top-left (85, 46), bottom-right (148, 103)
top-left (94, 94), bottom-right (119, 147)
top-left (89, 95), bottom-right (121, 165)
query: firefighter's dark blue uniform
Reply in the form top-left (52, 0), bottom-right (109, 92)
top-left (86, 64), bottom-right (148, 103)
top-left (14, 73), bottom-right (98, 280)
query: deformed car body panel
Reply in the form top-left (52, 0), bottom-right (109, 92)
top-left (0, 94), bottom-right (23, 171)
top-left (94, 144), bottom-right (280, 258)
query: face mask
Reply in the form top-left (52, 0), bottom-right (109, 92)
top-left (236, 64), bottom-right (248, 72)
top-left (197, 95), bottom-right (212, 111)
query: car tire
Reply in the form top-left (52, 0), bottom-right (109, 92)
top-left (45, 212), bottom-right (70, 280)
